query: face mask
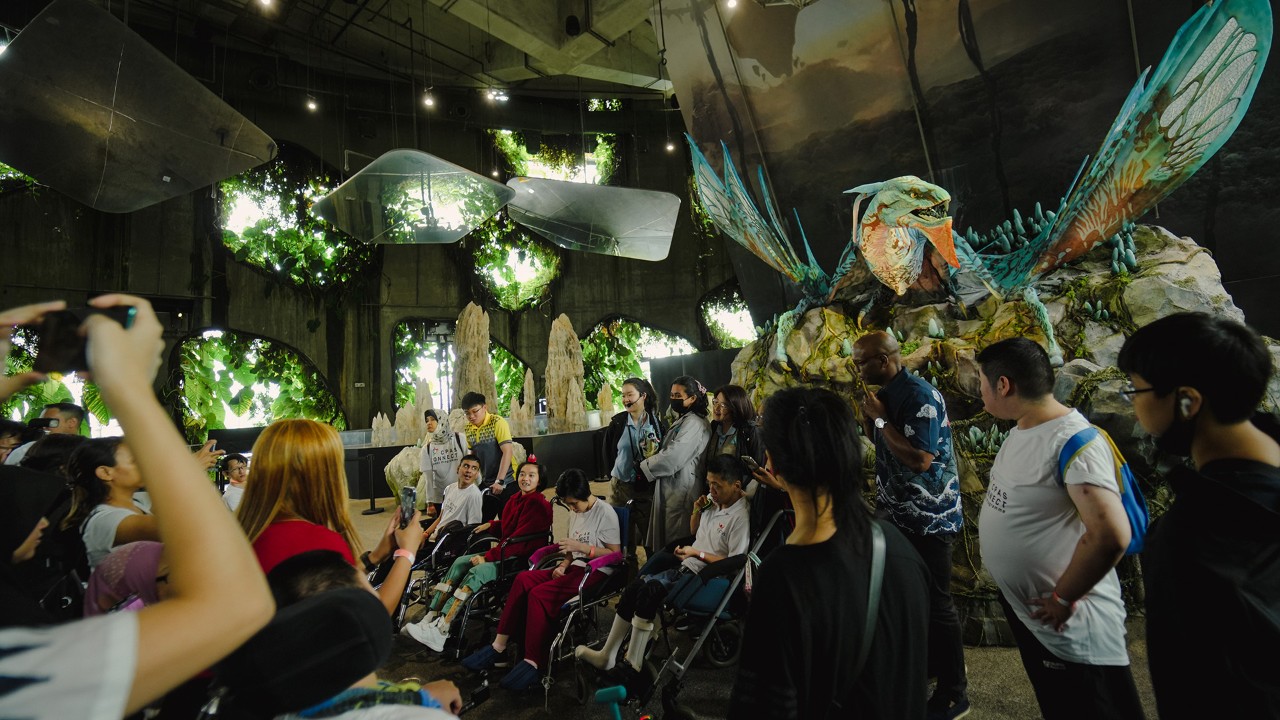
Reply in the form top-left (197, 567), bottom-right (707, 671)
top-left (671, 399), bottom-right (691, 415)
top-left (1154, 395), bottom-right (1196, 457)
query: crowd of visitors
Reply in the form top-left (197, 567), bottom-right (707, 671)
top-left (0, 295), bottom-right (1277, 720)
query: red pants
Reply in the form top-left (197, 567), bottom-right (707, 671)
top-left (497, 564), bottom-right (601, 666)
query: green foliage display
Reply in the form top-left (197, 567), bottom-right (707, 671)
top-left (179, 331), bottom-right (346, 444)
top-left (580, 319), bottom-right (645, 410)
top-left (393, 319), bottom-right (451, 410)
top-left (0, 161), bottom-right (38, 190)
top-left (490, 343), bottom-right (526, 413)
top-left (460, 212), bottom-right (562, 312)
top-left (587, 98), bottom-right (622, 112)
top-left (701, 283), bottom-right (755, 349)
top-left (393, 321), bottom-right (528, 414)
top-left (594, 134), bottom-right (618, 186)
top-left (219, 152), bottom-right (373, 290)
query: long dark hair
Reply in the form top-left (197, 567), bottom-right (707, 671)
top-left (713, 384), bottom-right (757, 431)
top-left (622, 377), bottom-right (658, 418)
top-left (672, 375), bottom-right (710, 418)
top-left (63, 438), bottom-right (124, 530)
top-left (20, 434), bottom-right (88, 476)
top-left (760, 387), bottom-right (869, 548)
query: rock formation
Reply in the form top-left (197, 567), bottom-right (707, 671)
top-left (452, 302), bottom-right (497, 410)
top-left (545, 314), bottom-right (588, 433)
top-left (508, 368), bottom-right (538, 437)
top-left (598, 382), bottom-right (615, 414)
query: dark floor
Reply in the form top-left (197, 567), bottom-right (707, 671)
top-left (352, 498), bottom-right (1157, 720)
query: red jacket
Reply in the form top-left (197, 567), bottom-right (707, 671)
top-left (483, 490), bottom-right (553, 562)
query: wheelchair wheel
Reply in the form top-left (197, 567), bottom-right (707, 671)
top-left (701, 622), bottom-right (742, 668)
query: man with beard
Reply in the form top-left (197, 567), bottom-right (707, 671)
top-left (976, 338), bottom-right (1143, 720)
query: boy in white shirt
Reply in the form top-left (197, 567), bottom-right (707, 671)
top-left (421, 455), bottom-right (483, 546)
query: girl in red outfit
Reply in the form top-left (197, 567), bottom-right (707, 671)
top-left (402, 458), bottom-right (553, 651)
top-left (462, 469), bottom-right (621, 691)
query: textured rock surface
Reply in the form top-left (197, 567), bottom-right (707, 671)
top-left (545, 314), bottom-right (588, 434)
top-left (508, 368), bottom-right (538, 437)
top-left (598, 382), bottom-right (615, 414)
top-left (731, 224), bottom-right (1269, 644)
top-left (452, 303), bottom-right (498, 409)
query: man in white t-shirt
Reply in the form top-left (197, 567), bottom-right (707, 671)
top-left (421, 455), bottom-right (483, 545)
top-left (975, 338), bottom-right (1144, 720)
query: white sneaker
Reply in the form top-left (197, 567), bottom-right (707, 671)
top-left (417, 621), bottom-right (450, 652)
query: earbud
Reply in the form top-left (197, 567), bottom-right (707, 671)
top-left (1178, 395), bottom-right (1193, 418)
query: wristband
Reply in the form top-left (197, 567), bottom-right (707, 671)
top-left (1052, 591), bottom-right (1075, 608)
top-left (359, 550), bottom-right (377, 574)
top-left (698, 551), bottom-right (706, 561)
top-left (393, 549), bottom-right (415, 565)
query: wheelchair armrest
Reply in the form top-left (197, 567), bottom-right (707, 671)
top-left (697, 554), bottom-right (748, 581)
top-left (587, 550), bottom-right (623, 572)
top-left (528, 544), bottom-right (560, 566)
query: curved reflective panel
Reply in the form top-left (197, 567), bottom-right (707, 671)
top-left (0, 0), bottom-right (275, 213)
top-left (312, 150), bottom-right (514, 245)
top-left (505, 177), bottom-right (679, 262)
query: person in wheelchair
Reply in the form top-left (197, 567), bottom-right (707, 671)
top-left (419, 454), bottom-right (483, 549)
top-left (574, 454), bottom-right (750, 688)
top-left (402, 457), bottom-right (553, 651)
top-left (461, 469), bottom-right (621, 692)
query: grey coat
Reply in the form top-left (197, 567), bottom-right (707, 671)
top-left (640, 411), bottom-right (711, 548)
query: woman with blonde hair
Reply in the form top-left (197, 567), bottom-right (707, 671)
top-left (237, 418), bottom-right (422, 616)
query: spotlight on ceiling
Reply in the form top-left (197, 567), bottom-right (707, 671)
top-left (491, 169), bottom-right (499, 177)
top-left (305, 96), bottom-right (318, 111)
top-left (423, 91), bottom-right (435, 107)
top-left (666, 141), bottom-right (676, 152)
top-left (486, 88), bottom-right (509, 102)
top-left (726, 0), bottom-right (737, 7)
top-left (259, 0), bottom-right (271, 6)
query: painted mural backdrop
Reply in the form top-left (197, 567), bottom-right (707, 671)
top-left (658, 0), bottom-right (1279, 334)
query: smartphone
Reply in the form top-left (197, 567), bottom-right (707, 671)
top-left (398, 486), bottom-right (416, 529)
top-left (31, 307), bottom-right (137, 374)
top-left (742, 455), bottom-right (760, 472)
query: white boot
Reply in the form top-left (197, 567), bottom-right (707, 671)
top-left (624, 617), bottom-right (656, 671)
top-left (575, 615), bottom-right (630, 671)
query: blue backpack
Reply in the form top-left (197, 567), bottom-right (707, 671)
top-left (1056, 425), bottom-right (1149, 555)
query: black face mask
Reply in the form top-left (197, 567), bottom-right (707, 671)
top-left (1155, 396), bottom-right (1196, 457)
top-left (670, 399), bottom-right (691, 415)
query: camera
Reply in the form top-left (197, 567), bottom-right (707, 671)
top-left (30, 306), bottom-right (136, 374)
top-left (27, 418), bottom-right (61, 430)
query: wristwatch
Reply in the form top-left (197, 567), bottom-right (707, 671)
top-left (874, 417), bottom-right (886, 430)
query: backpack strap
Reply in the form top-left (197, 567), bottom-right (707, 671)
top-left (1056, 426), bottom-right (1101, 486)
top-left (853, 520), bottom-right (887, 677)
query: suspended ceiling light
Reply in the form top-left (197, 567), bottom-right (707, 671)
top-left (486, 88), bottom-right (509, 102)
top-left (423, 90), bottom-right (435, 107)
top-left (666, 141), bottom-right (675, 152)
top-left (726, 0), bottom-right (737, 7)
top-left (305, 96), bottom-right (318, 111)
top-left (259, 0), bottom-right (271, 6)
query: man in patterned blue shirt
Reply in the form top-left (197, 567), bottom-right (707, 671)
top-left (854, 330), bottom-right (969, 720)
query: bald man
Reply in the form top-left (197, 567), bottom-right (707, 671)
top-left (853, 331), bottom-right (969, 720)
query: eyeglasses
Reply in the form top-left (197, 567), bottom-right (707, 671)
top-left (712, 401), bottom-right (727, 408)
top-left (1119, 384), bottom-right (1157, 398)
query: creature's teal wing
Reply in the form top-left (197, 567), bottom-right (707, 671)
top-left (989, 0), bottom-right (1272, 288)
top-left (686, 135), bottom-right (829, 293)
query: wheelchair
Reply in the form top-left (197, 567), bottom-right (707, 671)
top-left (371, 518), bottom-right (480, 631)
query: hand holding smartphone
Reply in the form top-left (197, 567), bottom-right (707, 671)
top-left (398, 486), bottom-right (417, 530)
top-left (31, 306), bottom-right (136, 374)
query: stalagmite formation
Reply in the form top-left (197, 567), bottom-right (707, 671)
top-left (507, 368), bottom-right (538, 437)
top-left (545, 313), bottom-right (588, 433)
top-left (597, 382), bottom-right (615, 415)
top-left (452, 302), bottom-right (497, 409)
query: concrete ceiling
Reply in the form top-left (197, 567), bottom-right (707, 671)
top-left (1, 0), bottom-right (673, 99)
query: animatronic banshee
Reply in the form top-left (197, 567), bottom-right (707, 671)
top-left (689, 0), bottom-right (1272, 366)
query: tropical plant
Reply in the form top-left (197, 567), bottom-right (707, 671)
top-left (219, 149), bottom-right (374, 290)
top-left (580, 319), bottom-right (645, 410)
top-left (178, 331), bottom-right (346, 444)
top-left (490, 343), bottom-right (527, 413)
top-left (701, 283), bottom-right (756, 349)
top-left (459, 212), bottom-right (562, 312)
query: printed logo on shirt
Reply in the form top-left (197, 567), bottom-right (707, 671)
top-left (985, 483), bottom-right (1009, 514)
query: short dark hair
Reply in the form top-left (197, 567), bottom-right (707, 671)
top-left (761, 387), bottom-right (869, 546)
top-left (0, 419), bottom-right (27, 440)
top-left (713, 385), bottom-right (757, 429)
top-left (517, 459), bottom-right (547, 490)
top-left (44, 402), bottom-right (85, 425)
top-left (705, 453), bottom-right (747, 486)
top-left (461, 392), bottom-right (487, 409)
top-left (976, 338), bottom-right (1055, 399)
top-left (221, 453), bottom-right (249, 472)
top-left (554, 468), bottom-right (593, 501)
top-left (266, 550), bottom-right (362, 608)
top-left (459, 453), bottom-right (481, 468)
top-left (1119, 312), bottom-right (1272, 423)
top-left (424, 409), bottom-right (439, 422)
